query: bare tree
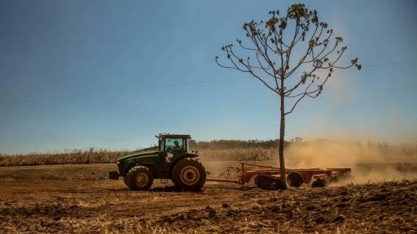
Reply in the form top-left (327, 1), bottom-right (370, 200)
top-left (216, 3), bottom-right (361, 189)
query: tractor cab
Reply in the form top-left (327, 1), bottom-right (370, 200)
top-left (157, 134), bottom-right (192, 166)
top-left (158, 134), bottom-right (190, 153)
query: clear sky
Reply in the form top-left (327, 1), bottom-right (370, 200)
top-left (1, 0), bottom-right (416, 154)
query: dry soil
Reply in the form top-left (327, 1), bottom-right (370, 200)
top-left (0, 164), bottom-right (416, 234)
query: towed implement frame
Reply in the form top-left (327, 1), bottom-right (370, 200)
top-left (207, 162), bottom-right (352, 190)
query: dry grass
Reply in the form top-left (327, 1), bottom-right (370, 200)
top-left (1, 141), bottom-right (416, 168)
top-left (0, 148), bottom-right (129, 167)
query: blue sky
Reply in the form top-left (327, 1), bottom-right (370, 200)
top-left (1, 0), bottom-right (416, 154)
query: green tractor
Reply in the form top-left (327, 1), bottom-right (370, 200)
top-left (109, 133), bottom-right (206, 191)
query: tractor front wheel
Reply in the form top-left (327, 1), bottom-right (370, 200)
top-left (125, 166), bottom-right (154, 190)
top-left (172, 158), bottom-right (206, 191)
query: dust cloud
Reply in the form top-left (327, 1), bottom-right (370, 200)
top-left (285, 140), bottom-right (417, 184)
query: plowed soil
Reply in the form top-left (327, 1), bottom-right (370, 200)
top-left (1, 164), bottom-right (416, 234)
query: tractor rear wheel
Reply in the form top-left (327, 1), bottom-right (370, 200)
top-left (125, 166), bottom-right (154, 190)
top-left (172, 158), bottom-right (206, 191)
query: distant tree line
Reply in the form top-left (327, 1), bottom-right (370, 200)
top-left (189, 139), bottom-right (291, 149)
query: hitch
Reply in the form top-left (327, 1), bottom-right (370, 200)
top-left (109, 171), bottom-right (119, 180)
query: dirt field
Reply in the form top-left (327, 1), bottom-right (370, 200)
top-left (1, 163), bottom-right (417, 234)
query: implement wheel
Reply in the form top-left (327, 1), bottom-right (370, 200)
top-left (255, 175), bottom-right (285, 190)
top-left (125, 166), bottom-right (154, 190)
top-left (172, 158), bottom-right (206, 191)
top-left (287, 172), bottom-right (304, 188)
top-left (311, 178), bottom-right (328, 188)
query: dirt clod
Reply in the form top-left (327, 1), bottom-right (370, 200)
top-left (332, 215), bottom-right (345, 223)
top-left (221, 203), bottom-right (230, 208)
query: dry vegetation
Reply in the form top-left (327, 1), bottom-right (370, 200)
top-left (1, 140), bottom-right (416, 168)
top-left (0, 148), bottom-right (129, 167)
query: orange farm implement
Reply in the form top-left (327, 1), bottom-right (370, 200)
top-left (207, 162), bottom-right (352, 190)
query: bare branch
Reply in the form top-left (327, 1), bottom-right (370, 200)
top-left (285, 93), bottom-right (306, 115)
top-left (216, 4), bottom-right (359, 116)
top-left (285, 23), bottom-right (321, 78)
top-left (304, 30), bottom-right (333, 63)
top-left (284, 66), bottom-right (318, 96)
top-left (237, 40), bottom-right (259, 51)
top-left (255, 52), bottom-right (276, 77)
top-left (287, 76), bottom-right (315, 98)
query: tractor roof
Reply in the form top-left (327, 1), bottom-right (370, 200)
top-left (159, 133), bottom-right (192, 139)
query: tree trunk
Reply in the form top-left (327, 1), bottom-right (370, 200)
top-left (279, 90), bottom-right (287, 190)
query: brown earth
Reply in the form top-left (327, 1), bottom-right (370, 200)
top-left (0, 163), bottom-right (417, 234)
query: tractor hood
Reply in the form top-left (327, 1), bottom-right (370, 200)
top-left (117, 151), bottom-right (199, 163)
top-left (117, 151), bottom-right (159, 163)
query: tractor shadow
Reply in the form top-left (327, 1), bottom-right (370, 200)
top-left (149, 185), bottom-right (205, 193)
top-left (149, 185), bottom-right (258, 192)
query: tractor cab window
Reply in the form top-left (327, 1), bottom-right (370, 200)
top-left (165, 138), bottom-right (185, 152)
